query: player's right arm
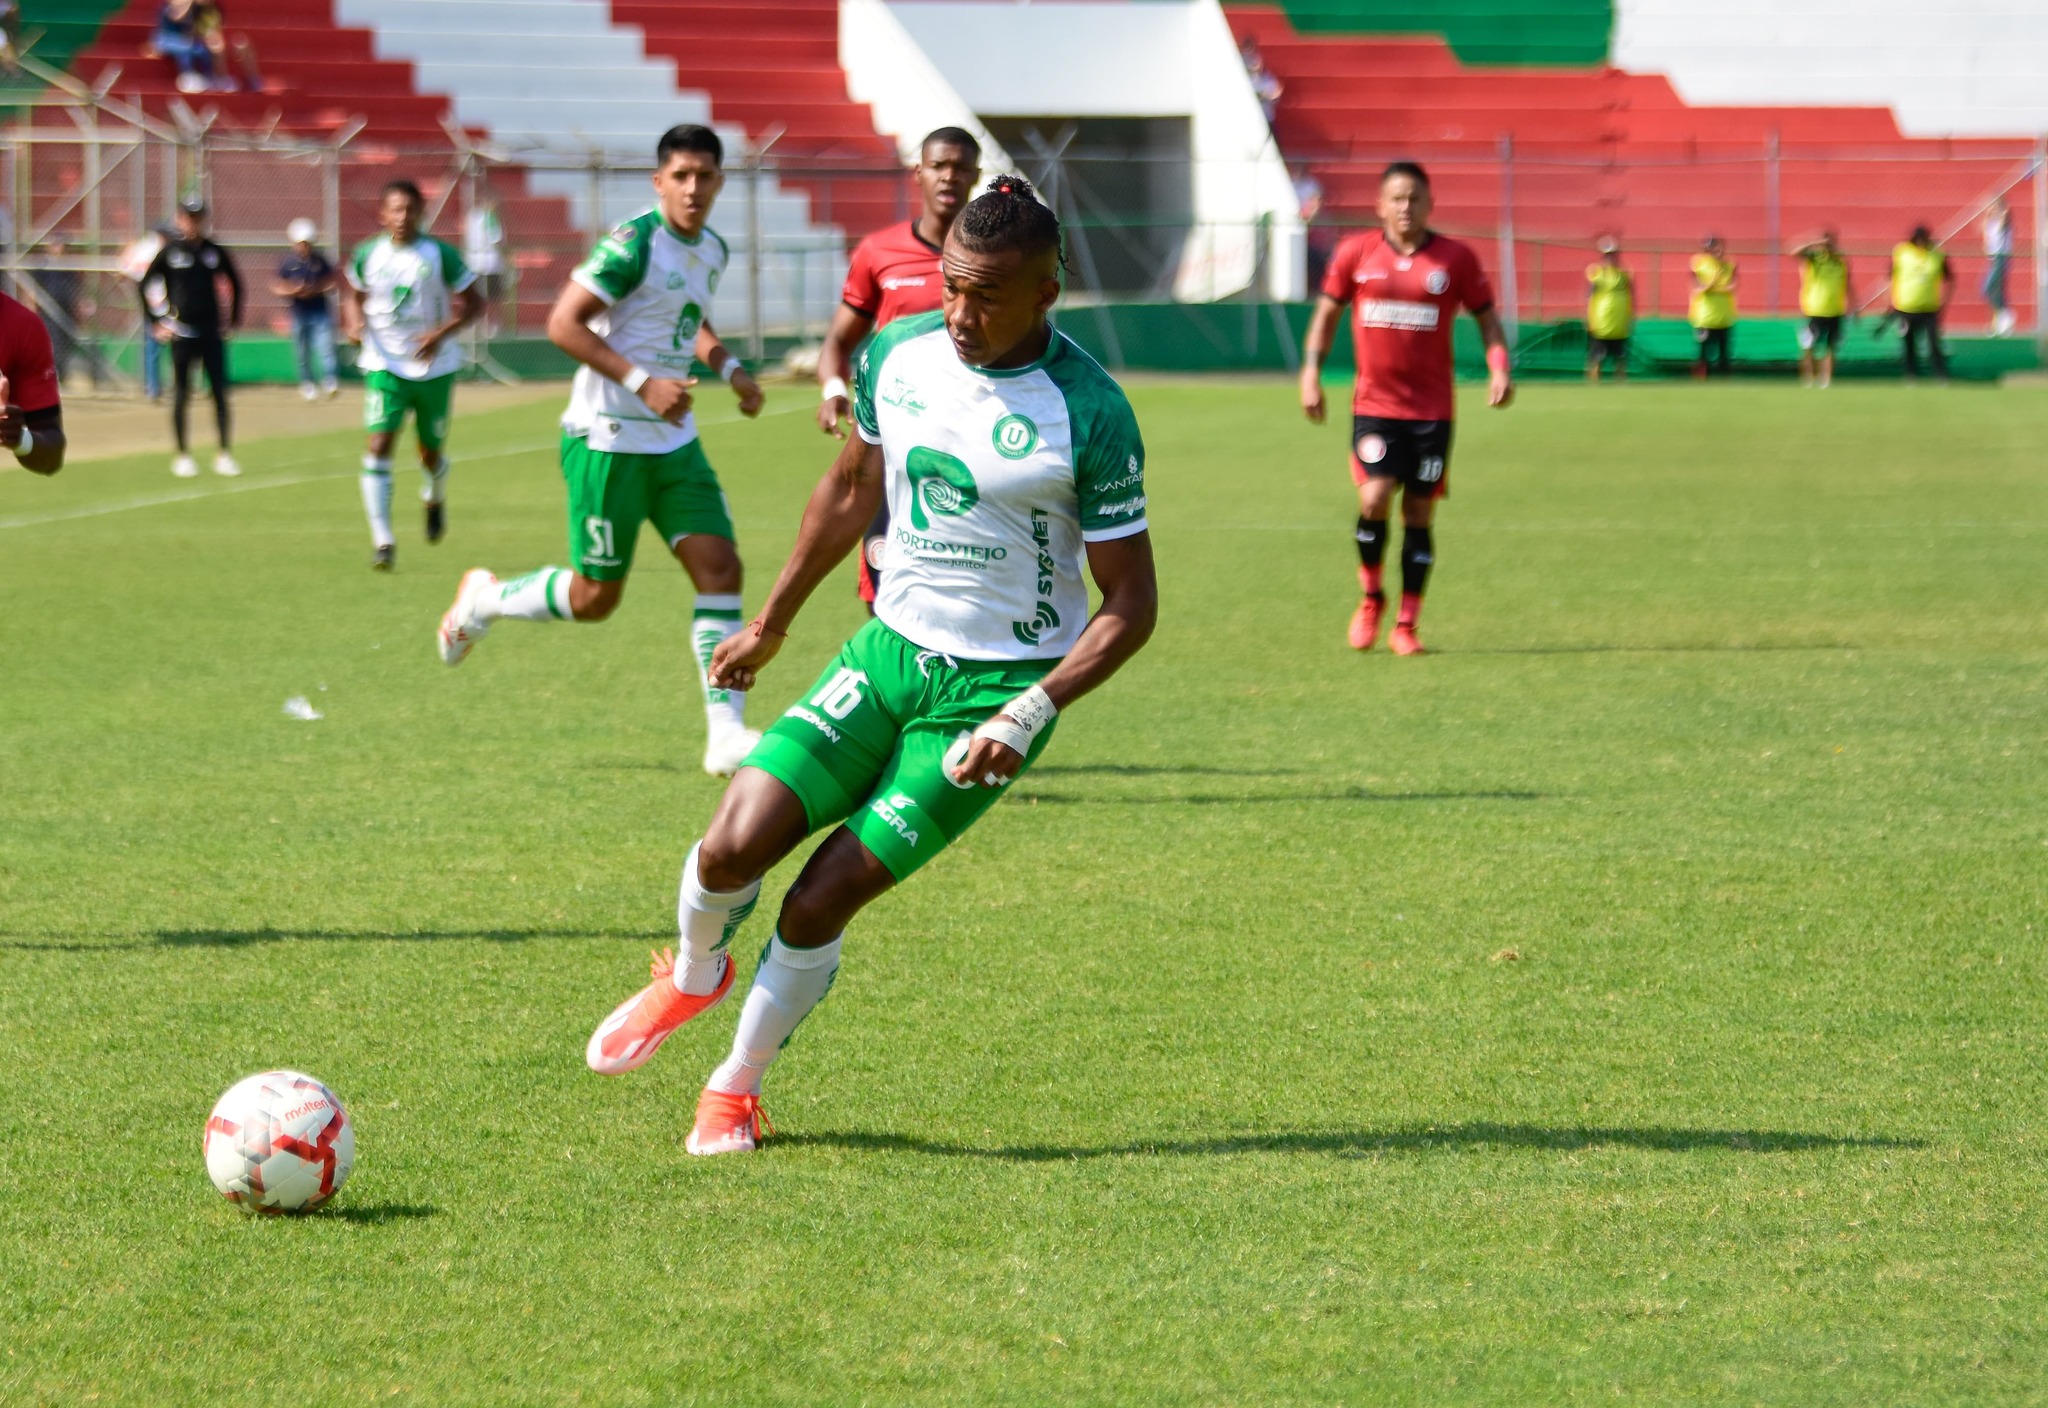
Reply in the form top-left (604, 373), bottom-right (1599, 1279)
top-left (1298, 294), bottom-right (1343, 424)
top-left (545, 281), bottom-right (694, 425)
top-left (815, 302), bottom-right (875, 438)
top-left (708, 432), bottom-right (885, 691)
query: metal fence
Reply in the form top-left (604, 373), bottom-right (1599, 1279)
top-left (6, 53), bottom-right (2044, 394)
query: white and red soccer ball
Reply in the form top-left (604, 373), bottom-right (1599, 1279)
top-left (203, 1070), bottom-right (355, 1214)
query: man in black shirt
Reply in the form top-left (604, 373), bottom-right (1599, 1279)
top-left (144, 194), bottom-right (242, 477)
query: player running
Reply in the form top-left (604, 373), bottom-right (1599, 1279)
top-left (0, 288), bottom-right (70, 474)
top-left (435, 125), bottom-right (769, 777)
top-left (581, 177), bottom-right (1157, 1156)
top-left (1794, 229), bottom-right (1852, 388)
top-left (342, 179), bottom-right (482, 570)
top-left (1298, 161), bottom-right (1513, 655)
top-left (816, 126), bottom-right (981, 609)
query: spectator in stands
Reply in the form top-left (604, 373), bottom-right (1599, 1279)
top-left (1794, 228), bottom-right (1851, 389)
top-left (1983, 197), bottom-right (2015, 336)
top-left (274, 217), bottom-right (340, 401)
top-left (1295, 168), bottom-right (1336, 291)
top-left (1584, 239), bottom-right (1633, 383)
top-left (1890, 225), bottom-right (1951, 383)
top-left (1688, 235), bottom-right (1737, 378)
top-left (1241, 37), bottom-right (1282, 125)
top-left (152, 0), bottom-right (229, 94)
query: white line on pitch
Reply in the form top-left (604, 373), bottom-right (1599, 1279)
top-left (0, 402), bottom-right (806, 532)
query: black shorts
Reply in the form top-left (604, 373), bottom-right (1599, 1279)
top-left (1804, 316), bottom-right (1842, 350)
top-left (1590, 336), bottom-right (1628, 361)
top-left (1350, 415), bottom-right (1452, 499)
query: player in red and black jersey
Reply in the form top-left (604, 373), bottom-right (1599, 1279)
top-left (0, 289), bottom-right (70, 475)
top-left (1299, 162), bottom-right (1513, 654)
top-left (816, 126), bottom-right (981, 607)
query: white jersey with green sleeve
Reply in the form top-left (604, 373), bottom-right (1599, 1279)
top-left (562, 209), bottom-right (729, 455)
top-left (854, 311), bottom-right (1148, 662)
top-left (347, 233), bottom-right (475, 380)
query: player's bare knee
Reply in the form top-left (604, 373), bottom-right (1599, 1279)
top-left (677, 537), bottom-right (742, 594)
top-left (695, 830), bottom-right (759, 892)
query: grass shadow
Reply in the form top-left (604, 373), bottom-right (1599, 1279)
top-left (1029, 764), bottom-right (1310, 778)
top-left (1454, 642), bottom-right (1857, 657)
top-left (1012, 788), bottom-right (1543, 807)
top-left (320, 1202), bottom-right (440, 1225)
top-left (777, 1123), bottom-right (1924, 1162)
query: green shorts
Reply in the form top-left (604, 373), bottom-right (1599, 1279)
top-left (745, 619), bottom-right (1058, 881)
top-left (362, 370), bottom-right (454, 450)
top-left (560, 432), bottom-right (734, 581)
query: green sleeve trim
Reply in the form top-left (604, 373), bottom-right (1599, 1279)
top-left (1046, 337), bottom-right (1146, 531)
top-left (437, 238), bottom-right (476, 293)
top-left (347, 238), bottom-right (375, 291)
top-left (853, 310), bottom-right (944, 440)
top-left (575, 211), bottom-right (657, 304)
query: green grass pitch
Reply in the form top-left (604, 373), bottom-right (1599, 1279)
top-left (1, 376), bottom-right (2044, 1404)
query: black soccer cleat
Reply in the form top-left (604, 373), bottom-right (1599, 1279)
top-left (372, 544), bottom-right (395, 572)
top-left (425, 501), bottom-right (446, 544)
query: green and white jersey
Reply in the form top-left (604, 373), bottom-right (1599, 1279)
top-left (347, 233), bottom-right (475, 381)
top-left (855, 311), bottom-right (1147, 662)
top-left (564, 209), bottom-right (729, 455)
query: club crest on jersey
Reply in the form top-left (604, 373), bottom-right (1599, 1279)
top-left (904, 446), bottom-right (978, 530)
top-left (1425, 268), bottom-right (1450, 295)
top-left (992, 414), bottom-right (1038, 459)
top-left (1357, 434), bottom-right (1388, 464)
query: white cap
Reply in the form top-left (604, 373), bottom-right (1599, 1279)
top-left (286, 218), bottom-right (318, 244)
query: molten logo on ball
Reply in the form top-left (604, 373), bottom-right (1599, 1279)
top-left (203, 1070), bottom-right (355, 1214)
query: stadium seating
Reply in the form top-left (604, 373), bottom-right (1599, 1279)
top-left (1229, 3), bottom-right (2038, 328)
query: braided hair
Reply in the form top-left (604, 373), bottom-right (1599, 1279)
top-left (953, 175), bottom-right (1064, 266)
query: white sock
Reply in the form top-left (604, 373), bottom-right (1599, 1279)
top-left (359, 457), bottom-right (393, 548)
top-left (485, 566), bottom-right (572, 624)
top-left (672, 840), bottom-right (760, 996)
top-left (421, 456), bottom-right (449, 505)
top-left (707, 931), bottom-right (842, 1095)
top-left (692, 594), bottom-right (747, 735)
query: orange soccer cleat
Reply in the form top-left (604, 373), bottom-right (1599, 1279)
top-left (1348, 592), bottom-right (1386, 651)
top-left (685, 1087), bottom-right (773, 1156)
top-left (585, 947), bottom-right (733, 1075)
top-left (1389, 624), bottom-right (1426, 656)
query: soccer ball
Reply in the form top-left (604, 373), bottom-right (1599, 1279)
top-left (203, 1070), bottom-right (355, 1214)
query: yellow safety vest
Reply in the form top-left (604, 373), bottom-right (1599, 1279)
top-left (1799, 251), bottom-right (1849, 318)
top-left (1689, 254), bottom-right (1737, 329)
top-left (1891, 243), bottom-right (1945, 314)
top-left (1585, 264), bottom-right (1634, 339)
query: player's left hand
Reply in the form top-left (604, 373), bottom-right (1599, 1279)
top-left (732, 369), bottom-right (764, 418)
top-left (415, 327), bottom-right (453, 360)
top-left (950, 724), bottom-right (1026, 789)
top-left (1488, 375), bottom-right (1515, 409)
top-left (707, 619), bottom-right (784, 692)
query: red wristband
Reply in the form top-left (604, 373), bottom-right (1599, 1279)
top-left (1486, 345), bottom-right (1511, 375)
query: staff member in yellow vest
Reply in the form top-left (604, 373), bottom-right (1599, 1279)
top-left (1689, 234), bottom-right (1737, 378)
top-left (1890, 225), bottom-right (1951, 381)
top-left (1584, 238), bottom-right (1634, 383)
top-left (1794, 229), bottom-right (1852, 389)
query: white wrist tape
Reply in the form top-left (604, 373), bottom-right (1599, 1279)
top-left (972, 684), bottom-right (1058, 757)
top-left (820, 375), bottom-right (849, 402)
top-left (620, 366), bottom-right (651, 394)
top-left (9, 427), bottom-right (32, 458)
top-left (720, 358), bottom-right (743, 385)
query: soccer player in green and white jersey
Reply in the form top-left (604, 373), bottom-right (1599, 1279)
top-left (342, 179), bottom-right (482, 570)
top-left (435, 125), bottom-right (769, 776)
top-left (580, 176), bottom-right (1159, 1156)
